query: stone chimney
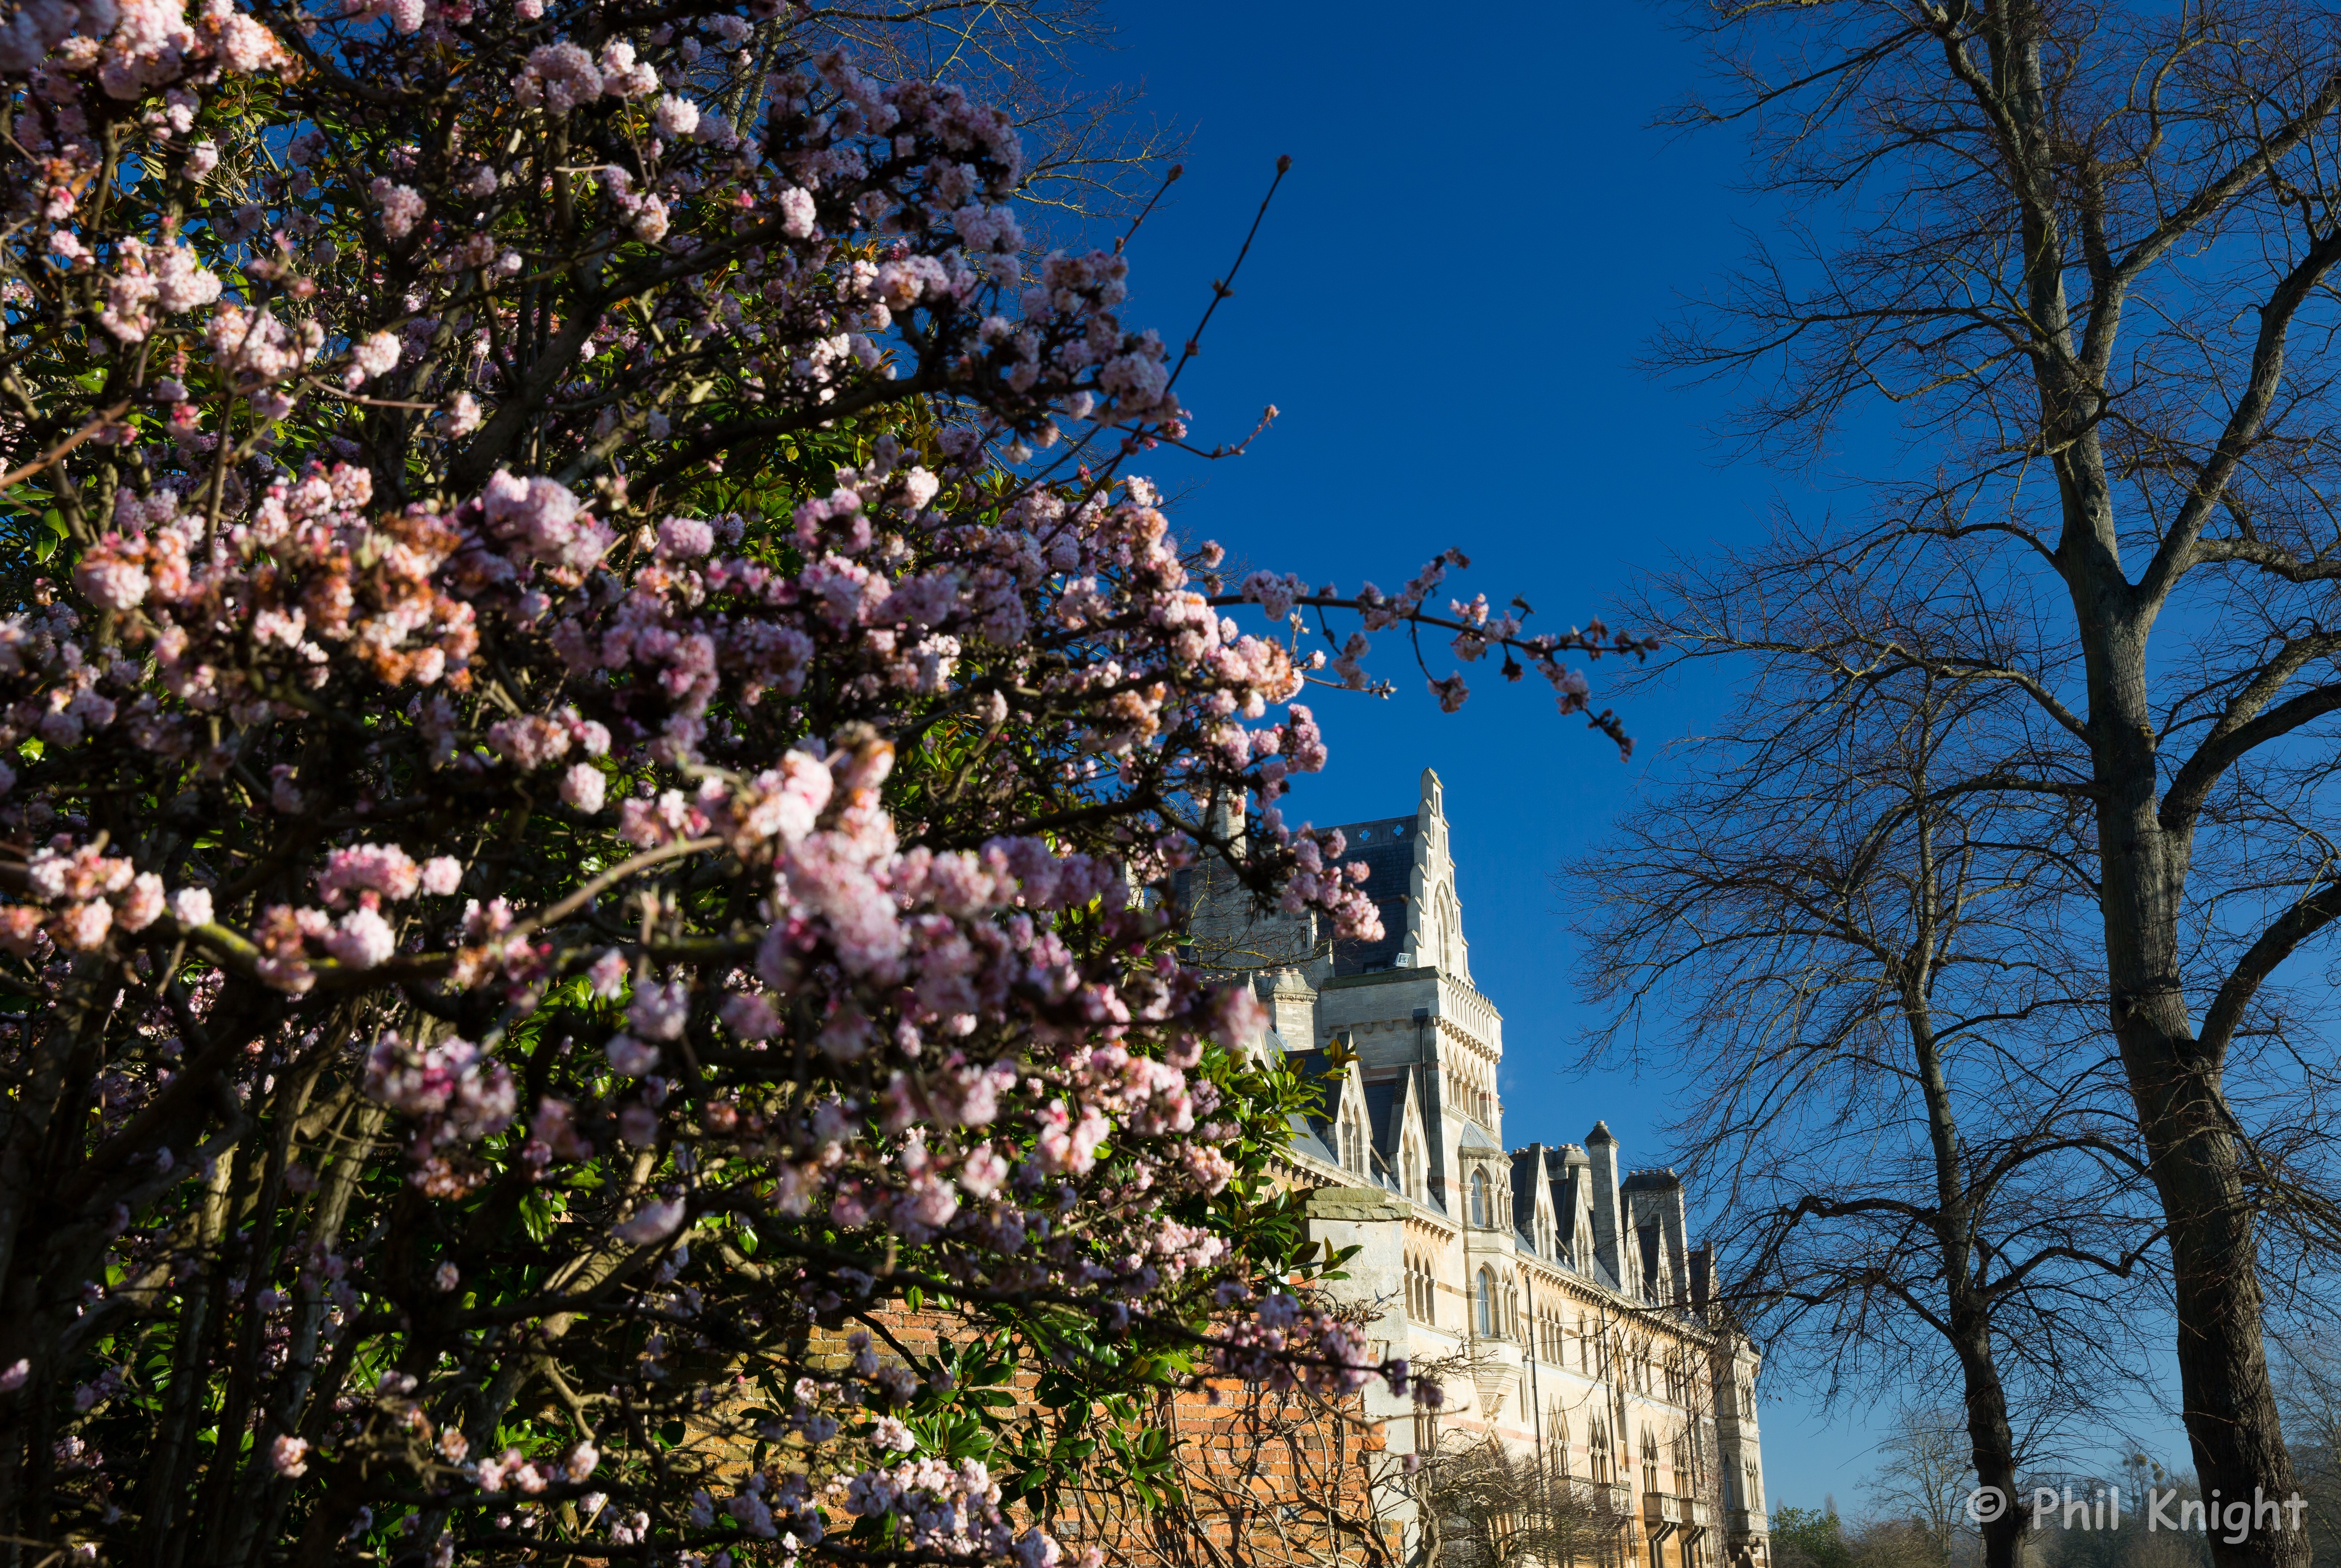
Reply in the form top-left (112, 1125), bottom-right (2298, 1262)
top-left (1207, 788), bottom-right (1245, 856)
top-left (1258, 966), bottom-right (1316, 1049)
top-left (1659, 1175), bottom-right (1691, 1305)
top-left (1586, 1120), bottom-right (1625, 1291)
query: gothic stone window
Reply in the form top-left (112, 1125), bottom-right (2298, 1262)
top-left (1469, 1168), bottom-right (1491, 1227)
top-left (1475, 1267), bottom-right (1496, 1338)
top-left (1406, 1255), bottom-right (1436, 1327)
top-left (1339, 1098), bottom-right (1368, 1176)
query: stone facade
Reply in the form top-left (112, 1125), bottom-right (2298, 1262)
top-left (1189, 770), bottom-right (1772, 1568)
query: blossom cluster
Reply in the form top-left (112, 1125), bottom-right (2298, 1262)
top-left (0, 1), bottom-right (1629, 1562)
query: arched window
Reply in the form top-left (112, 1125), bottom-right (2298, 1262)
top-left (1339, 1100), bottom-right (1367, 1175)
top-left (1402, 1138), bottom-right (1421, 1201)
top-left (1475, 1267), bottom-right (1495, 1337)
top-left (1590, 1418), bottom-right (1611, 1482)
top-left (1469, 1168), bottom-right (1490, 1227)
top-left (1642, 1429), bottom-right (1660, 1493)
top-left (1553, 1411), bottom-right (1571, 1477)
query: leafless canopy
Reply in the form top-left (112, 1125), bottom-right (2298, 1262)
top-left (1623, 3), bottom-right (2341, 1563)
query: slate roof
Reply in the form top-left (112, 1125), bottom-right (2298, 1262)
top-left (1363, 1079), bottom-right (1404, 1157)
top-left (1316, 815), bottom-right (1418, 975)
top-left (1286, 1113), bottom-right (1337, 1167)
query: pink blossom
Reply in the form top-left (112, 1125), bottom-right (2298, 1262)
top-left (441, 391), bottom-right (482, 436)
top-left (481, 470), bottom-right (613, 569)
top-left (344, 330), bottom-right (400, 388)
top-left (269, 1435), bottom-right (310, 1476)
top-left (719, 991), bottom-right (778, 1039)
top-left (486, 714), bottom-right (572, 769)
top-left (318, 843), bottom-right (421, 905)
top-left (587, 949), bottom-right (628, 999)
top-left (605, 1035), bottom-right (658, 1076)
top-left (559, 763), bottom-right (605, 814)
top-left (60, 900), bottom-right (111, 950)
top-left (116, 874), bottom-right (165, 932)
top-left (513, 40), bottom-right (600, 113)
top-left (653, 92), bottom-right (698, 137)
top-left (75, 546), bottom-right (152, 612)
top-left (597, 37), bottom-right (655, 96)
top-left (656, 516), bottom-right (713, 557)
top-left (323, 904), bottom-right (396, 968)
top-left (628, 979), bottom-right (688, 1040)
top-left (777, 186), bottom-right (816, 238)
top-left (371, 179), bottom-right (426, 240)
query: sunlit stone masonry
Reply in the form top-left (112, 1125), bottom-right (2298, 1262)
top-left (1187, 770), bottom-right (1773, 1568)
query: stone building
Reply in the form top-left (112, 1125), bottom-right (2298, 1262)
top-left (1187, 770), bottom-right (1773, 1568)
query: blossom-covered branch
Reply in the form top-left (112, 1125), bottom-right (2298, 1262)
top-left (0, 1), bottom-right (1629, 1564)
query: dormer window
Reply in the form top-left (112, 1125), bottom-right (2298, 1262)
top-left (1402, 1137), bottom-right (1423, 1202)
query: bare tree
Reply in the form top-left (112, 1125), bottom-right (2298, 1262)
top-left (1576, 570), bottom-right (2165, 1568)
top-left (1867, 1409), bottom-right (1977, 1566)
top-left (1645, 5), bottom-right (2341, 1561)
top-left (1417, 1433), bottom-right (1634, 1568)
top-left (2272, 1332), bottom-right (2341, 1564)
top-left (1046, 1377), bottom-right (1410, 1568)
top-left (798, 0), bottom-right (1185, 232)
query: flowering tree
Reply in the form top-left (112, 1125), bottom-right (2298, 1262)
top-left (0, 2), bottom-right (1645, 1566)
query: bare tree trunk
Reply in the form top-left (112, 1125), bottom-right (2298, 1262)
top-left (1915, 1005), bottom-right (2027, 1568)
top-left (1640, 0), bottom-right (2341, 1553)
top-left (2073, 474), bottom-right (2301, 1568)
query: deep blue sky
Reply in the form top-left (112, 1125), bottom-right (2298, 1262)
top-left (1069, 0), bottom-right (2191, 1515)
